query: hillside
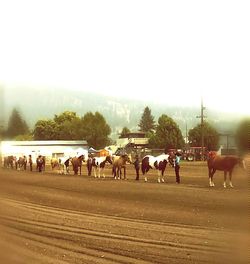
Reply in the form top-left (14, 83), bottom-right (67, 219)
top-left (2, 86), bottom-right (243, 139)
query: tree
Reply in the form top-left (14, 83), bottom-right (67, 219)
top-left (120, 127), bottom-right (130, 138)
top-left (235, 118), bottom-right (250, 154)
top-left (149, 114), bottom-right (184, 150)
top-left (14, 134), bottom-right (33, 141)
top-left (54, 111), bottom-right (78, 125)
top-left (188, 122), bottom-right (219, 151)
top-left (6, 108), bottom-right (29, 139)
top-left (54, 111), bottom-right (82, 140)
top-left (138, 106), bottom-right (155, 133)
top-left (33, 111), bottom-right (82, 140)
top-left (33, 120), bottom-right (59, 140)
top-left (81, 112), bottom-right (111, 149)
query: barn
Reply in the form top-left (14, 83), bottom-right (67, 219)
top-left (0, 140), bottom-right (88, 164)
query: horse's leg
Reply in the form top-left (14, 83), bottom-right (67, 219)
top-left (157, 170), bottom-right (161, 183)
top-left (210, 169), bottom-right (216, 187)
top-left (117, 165), bottom-right (122, 180)
top-left (144, 170), bottom-right (148, 182)
top-left (124, 166), bottom-right (126, 180)
top-left (102, 168), bottom-right (105, 178)
top-left (161, 169), bottom-right (165, 183)
top-left (229, 170), bottom-right (234, 188)
top-left (209, 168), bottom-right (214, 187)
top-left (113, 166), bottom-right (117, 179)
top-left (94, 167), bottom-right (97, 178)
top-left (223, 171), bottom-right (227, 188)
top-left (98, 167), bottom-right (101, 178)
top-left (144, 168), bottom-right (150, 182)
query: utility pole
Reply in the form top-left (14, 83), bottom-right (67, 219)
top-left (196, 97), bottom-right (206, 161)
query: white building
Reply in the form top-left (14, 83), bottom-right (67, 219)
top-left (1, 140), bottom-right (88, 164)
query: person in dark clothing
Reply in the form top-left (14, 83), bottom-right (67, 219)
top-left (133, 155), bottom-right (140, 180)
top-left (23, 155), bottom-right (27, 170)
top-left (28, 155), bottom-right (33, 171)
top-left (174, 152), bottom-right (181, 184)
top-left (87, 154), bottom-right (93, 176)
top-left (36, 155), bottom-right (43, 172)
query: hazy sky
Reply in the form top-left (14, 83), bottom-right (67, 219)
top-left (0, 0), bottom-right (249, 115)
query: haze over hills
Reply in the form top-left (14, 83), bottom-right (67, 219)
top-left (1, 86), bottom-right (244, 139)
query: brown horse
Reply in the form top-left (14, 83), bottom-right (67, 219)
top-left (207, 151), bottom-right (246, 188)
top-left (3, 156), bottom-right (15, 169)
top-left (112, 154), bottom-right (131, 180)
top-left (51, 158), bottom-right (60, 170)
top-left (17, 156), bottom-right (27, 170)
top-left (71, 155), bottom-right (85, 175)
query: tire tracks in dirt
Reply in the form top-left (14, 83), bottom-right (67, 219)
top-left (0, 198), bottom-right (231, 264)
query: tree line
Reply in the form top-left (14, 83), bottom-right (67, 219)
top-left (1, 107), bottom-right (249, 154)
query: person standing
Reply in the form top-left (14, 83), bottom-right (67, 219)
top-left (28, 154), bottom-right (33, 171)
top-left (133, 155), bottom-right (140, 180)
top-left (174, 152), bottom-right (181, 184)
top-left (87, 154), bottom-right (93, 176)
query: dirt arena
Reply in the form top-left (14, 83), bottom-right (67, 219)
top-left (0, 161), bottom-right (248, 264)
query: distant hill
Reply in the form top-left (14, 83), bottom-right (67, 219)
top-left (2, 86), bottom-right (243, 139)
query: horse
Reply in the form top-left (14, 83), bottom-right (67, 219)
top-left (112, 154), bottom-right (131, 180)
top-left (3, 156), bottom-right (15, 169)
top-left (51, 157), bottom-right (61, 170)
top-left (57, 156), bottom-right (71, 174)
top-left (207, 151), bottom-right (246, 188)
top-left (141, 154), bottom-right (174, 183)
top-left (71, 155), bottom-right (85, 175)
top-left (92, 155), bottom-right (113, 178)
top-left (17, 156), bottom-right (27, 170)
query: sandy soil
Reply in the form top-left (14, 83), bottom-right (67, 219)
top-left (0, 161), bottom-right (248, 264)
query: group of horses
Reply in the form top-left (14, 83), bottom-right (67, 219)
top-left (3, 151), bottom-right (246, 188)
top-left (3, 155), bottom-right (45, 172)
top-left (51, 154), bottom-right (132, 180)
top-left (49, 151), bottom-right (247, 187)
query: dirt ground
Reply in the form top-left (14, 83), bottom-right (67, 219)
top-left (0, 161), bottom-right (248, 264)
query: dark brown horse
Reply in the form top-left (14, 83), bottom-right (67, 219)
top-left (207, 151), bottom-right (246, 188)
top-left (36, 155), bottom-right (45, 172)
top-left (71, 155), bottom-right (85, 175)
top-left (112, 154), bottom-right (131, 180)
top-left (3, 156), bottom-right (15, 169)
top-left (17, 156), bottom-right (27, 170)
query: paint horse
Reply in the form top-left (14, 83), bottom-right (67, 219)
top-left (207, 151), bottom-right (246, 188)
top-left (92, 156), bottom-right (113, 178)
top-left (112, 154), bottom-right (131, 180)
top-left (141, 154), bottom-right (174, 183)
top-left (58, 156), bottom-right (71, 174)
top-left (71, 154), bottom-right (85, 175)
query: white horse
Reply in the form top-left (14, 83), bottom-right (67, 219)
top-left (92, 156), bottom-right (113, 178)
top-left (141, 154), bottom-right (174, 183)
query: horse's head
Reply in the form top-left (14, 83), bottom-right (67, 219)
top-left (167, 154), bottom-right (175, 167)
top-left (105, 155), bottom-right (113, 164)
top-left (78, 154), bottom-right (85, 162)
top-left (121, 154), bottom-right (132, 164)
top-left (208, 151), bottom-right (217, 160)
